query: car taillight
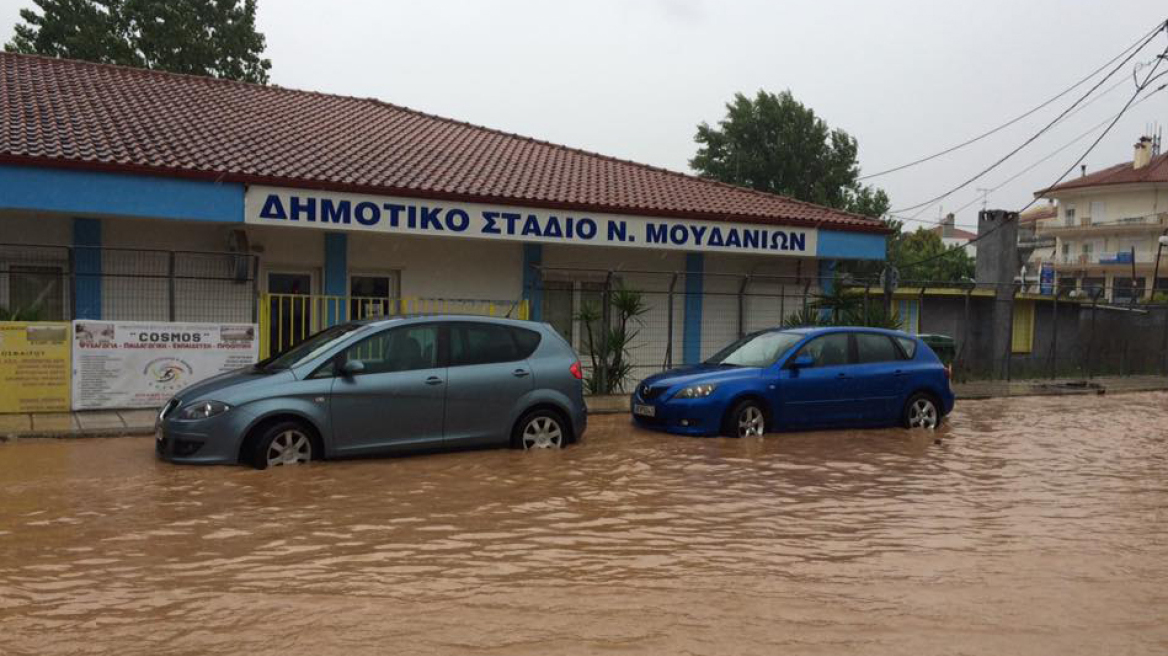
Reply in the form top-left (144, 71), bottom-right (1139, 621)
top-left (570, 361), bottom-right (583, 380)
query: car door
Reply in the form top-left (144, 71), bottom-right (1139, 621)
top-left (443, 321), bottom-right (535, 446)
top-left (850, 332), bottom-right (908, 423)
top-left (778, 332), bottom-right (857, 427)
top-left (328, 323), bottom-right (446, 454)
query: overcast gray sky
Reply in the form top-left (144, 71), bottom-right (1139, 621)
top-left (3, 0), bottom-right (1166, 230)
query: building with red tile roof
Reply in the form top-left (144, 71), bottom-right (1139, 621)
top-left (1034, 136), bottom-right (1168, 301)
top-left (1, 52), bottom-right (889, 372)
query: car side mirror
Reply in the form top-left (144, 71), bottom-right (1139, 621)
top-left (340, 359), bottom-right (365, 377)
top-left (790, 355), bottom-right (814, 369)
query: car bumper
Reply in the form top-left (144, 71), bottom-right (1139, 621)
top-left (155, 410), bottom-right (253, 465)
top-left (630, 393), bottom-right (722, 436)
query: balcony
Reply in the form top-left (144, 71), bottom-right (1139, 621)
top-left (1042, 213), bottom-right (1168, 237)
top-left (1018, 235), bottom-right (1056, 249)
top-left (1097, 251), bottom-right (1134, 265)
top-left (1053, 251), bottom-right (1162, 270)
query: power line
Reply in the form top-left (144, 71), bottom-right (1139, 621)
top-left (893, 75), bottom-right (1137, 223)
top-left (882, 77), bottom-right (1168, 230)
top-left (858, 23), bottom-right (1163, 181)
top-left (888, 21), bottom-right (1167, 215)
top-left (898, 41), bottom-right (1168, 273)
top-left (946, 80), bottom-right (1168, 219)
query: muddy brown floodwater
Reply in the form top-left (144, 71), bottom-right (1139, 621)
top-left (3, 393), bottom-right (1168, 655)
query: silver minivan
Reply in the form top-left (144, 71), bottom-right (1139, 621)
top-left (155, 316), bottom-right (587, 469)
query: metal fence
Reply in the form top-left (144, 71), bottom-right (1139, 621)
top-left (528, 266), bottom-right (1168, 389)
top-left (0, 243), bottom-right (258, 322)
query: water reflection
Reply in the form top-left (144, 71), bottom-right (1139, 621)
top-left (2, 392), bottom-right (1168, 655)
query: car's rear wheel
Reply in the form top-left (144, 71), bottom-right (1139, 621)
top-left (514, 409), bottom-right (566, 450)
top-left (725, 400), bottom-right (766, 438)
top-left (903, 393), bottom-right (939, 430)
top-left (251, 421), bottom-right (314, 469)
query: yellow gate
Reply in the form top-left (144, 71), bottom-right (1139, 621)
top-left (258, 294), bottom-right (530, 358)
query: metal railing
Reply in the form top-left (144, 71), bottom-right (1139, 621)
top-left (258, 293), bottom-right (530, 358)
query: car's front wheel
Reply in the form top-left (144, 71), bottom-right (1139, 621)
top-left (725, 400), bottom-right (767, 438)
top-left (251, 421), bottom-right (315, 469)
top-left (903, 393), bottom-right (940, 430)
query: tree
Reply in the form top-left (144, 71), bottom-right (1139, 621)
top-left (6, 0), bottom-right (271, 84)
top-left (888, 228), bottom-right (976, 283)
top-left (691, 90), bottom-right (889, 219)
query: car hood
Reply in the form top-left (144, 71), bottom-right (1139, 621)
top-left (172, 367), bottom-right (296, 405)
top-left (638, 364), bottom-right (760, 391)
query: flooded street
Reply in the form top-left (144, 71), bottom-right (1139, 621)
top-left (2, 393), bottom-right (1168, 655)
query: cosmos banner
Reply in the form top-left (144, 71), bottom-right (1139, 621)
top-left (71, 321), bottom-right (259, 410)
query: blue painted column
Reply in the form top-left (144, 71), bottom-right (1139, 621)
top-left (72, 218), bottom-right (102, 319)
top-left (522, 244), bottom-right (543, 321)
top-left (818, 259), bottom-right (838, 321)
top-left (683, 253), bottom-right (704, 365)
top-left (324, 232), bottom-right (347, 324)
top-left (818, 259), bottom-right (838, 294)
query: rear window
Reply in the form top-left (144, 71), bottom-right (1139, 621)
top-left (895, 336), bottom-right (918, 358)
top-left (856, 333), bottom-right (902, 364)
top-left (511, 327), bottom-right (542, 358)
top-left (451, 322), bottom-right (519, 366)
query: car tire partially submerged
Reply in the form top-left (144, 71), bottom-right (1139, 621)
top-left (903, 392), bottom-right (940, 430)
top-left (514, 409), bottom-right (567, 450)
top-left (251, 420), bottom-right (315, 469)
top-left (724, 400), bottom-right (767, 438)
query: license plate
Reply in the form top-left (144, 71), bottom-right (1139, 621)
top-left (633, 404), bottom-right (656, 417)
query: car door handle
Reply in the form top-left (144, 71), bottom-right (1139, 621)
top-left (894, 370), bottom-right (907, 376)
top-left (836, 373), bottom-right (850, 379)
top-left (512, 369), bottom-right (530, 378)
top-left (425, 376), bottom-right (444, 385)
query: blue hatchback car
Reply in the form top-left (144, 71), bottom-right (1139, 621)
top-left (631, 327), bottom-right (955, 437)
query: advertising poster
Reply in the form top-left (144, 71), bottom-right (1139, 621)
top-left (0, 322), bottom-right (71, 413)
top-left (1039, 262), bottom-right (1055, 295)
top-left (72, 321), bottom-right (259, 410)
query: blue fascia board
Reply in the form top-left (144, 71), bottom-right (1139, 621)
top-left (0, 164), bottom-right (243, 222)
top-left (817, 230), bottom-right (886, 260)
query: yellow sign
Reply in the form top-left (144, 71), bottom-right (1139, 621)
top-left (0, 322), bottom-right (71, 413)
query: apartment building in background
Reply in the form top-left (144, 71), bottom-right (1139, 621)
top-left (1037, 135), bottom-right (1168, 301)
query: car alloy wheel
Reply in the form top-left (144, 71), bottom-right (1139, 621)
top-left (737, 405), bottom-right (765, 438)
top-left (521, 416), bottom-right (564, 450)
top-left (907, 397), bottom-right (938, 430)
top-left (266, 429), bottom-right (312, 466)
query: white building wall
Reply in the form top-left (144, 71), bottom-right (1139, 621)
top-left (542, 244), bottom-right (687, 380)
top-left (700, 253), bottom-right (814, 360)
top-left (348, 230), bottom-right (522, 301)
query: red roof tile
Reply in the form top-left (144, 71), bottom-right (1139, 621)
top-left (0, 53), bottom-right (886, 233)
top-left (927, 225), bottom-right (977, 240)
top-left (1038, 152), bottom-right (1168, 195)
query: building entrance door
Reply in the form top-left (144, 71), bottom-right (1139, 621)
top-left (267, 271), bottom-right (315, 355)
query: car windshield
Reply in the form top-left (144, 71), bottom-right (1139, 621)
top-left (256, 323), bottom-right (367, 370)
top-left (704, 331), bottom-right (803, 368)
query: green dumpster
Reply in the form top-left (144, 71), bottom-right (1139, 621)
top-left (917, 334), bottom-right (956, 365)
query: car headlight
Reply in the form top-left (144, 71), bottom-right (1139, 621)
top-left (675, 384), bottom-right (717, 399)
top-left (178, 400), bottom-right (232, 420)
